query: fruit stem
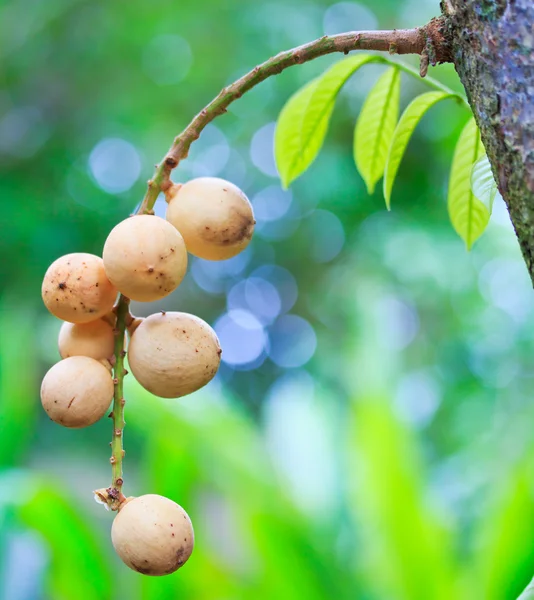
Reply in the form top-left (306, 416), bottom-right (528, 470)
top-left (137, 17), bottom-right (460, 214)
top-left (109, 293), bottom-right (130, 510)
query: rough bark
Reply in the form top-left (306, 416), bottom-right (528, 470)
top-left (444, 0), bottom-right (534, 281)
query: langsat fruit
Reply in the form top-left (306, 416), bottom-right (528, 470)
top-left (112, 494), bottom-right (194, 576)
top-left (42, 253), bottom-right (117, 323)
top-left (103, 215), bottom-right (187, 302)
top-left (128, 311), bottom-right (221, 398)
top-left (40, 356), bottom-right (113, 428)
top-left (166, 177), bottom-right (254, 261)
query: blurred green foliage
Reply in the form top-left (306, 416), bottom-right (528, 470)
top-left (2, 0), bottom-right (534, 598)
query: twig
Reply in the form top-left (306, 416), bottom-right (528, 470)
top-left (106, 294), bottom-right (130, 510)
top-left (137, 18), bottom-right (452, 215)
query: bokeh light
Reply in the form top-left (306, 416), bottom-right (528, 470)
top-left (250, 122), bottom-right (278, 177)
top-left (227, 277), bottom-right (282, 325)
top-left (478, 258), bottom-right (533, 323)
top-left (304, 209), bottom-right (345, 263)
top-left (264, 370), bottom-right (337, 513)
top-left (88, 138), bottom-right (141, 194)
top-left (394, 369), bottom-right (441, 427)
top-left (214, 309), bottom-right (267, 368)
top-left (252, 185), bottom-right (293, 223)
top-left (191, 250), bottom-right (252, 295)
top-left (375, 295), bottom-right (420, 351)
top-left (268, 314), bottom-right (317, 368)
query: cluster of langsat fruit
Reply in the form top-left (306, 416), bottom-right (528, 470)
top-left (40, 177), bottom-right (255, 576)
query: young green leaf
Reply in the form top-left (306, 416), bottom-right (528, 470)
top-left (354, 67), bottom-right (401, 195)
top-left (275, 54), bottom-right (384, 189)
top-left (448, 118), bottom-right (486, 249)
top-left (471, 154), bottom-right (502, 212)
top-left (383, 91), bottom-right (452, 209)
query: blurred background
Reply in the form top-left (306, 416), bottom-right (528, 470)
top-left (2, 0), bottom-right (534, 598)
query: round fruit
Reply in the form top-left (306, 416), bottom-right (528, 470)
top-left (42, 253), bottom-right (117, 323)
top-left (40, 356), bottom-right (113, 428)
top-left (112, 494), bottom-right (194, 576)
top-left (58, 319), bottom-right (115, 360)
top-left (165, 177), bottom-right (254, 261)
top-left (102, 215), bottom-right (187, 302)
top-left (128, 311), bottom-right (221, 398)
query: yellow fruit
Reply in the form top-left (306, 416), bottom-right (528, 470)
top-left (42, 253), bottom-right (117, 323)
top-left (40, 356), bottom-right (113, 428)
top-left (128, 311), bottom-right (221, 398)
top-left (112, 494), bottom-right (194, 576)
top-left (166, 177), bottom-right (254, 261)
top-left (58, 319), bottom-right (115, 360)
top-left (103, 215), bottom-right (187, 302)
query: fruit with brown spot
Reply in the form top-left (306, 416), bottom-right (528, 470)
top-left (112, 494), bottom-right (194, 576)
top-left (128, 311), bottom-right (221, 398)
top-left (165, 177), bottom-right (254, 261)
top-left (42, 253), bottom-right (117, 323)
top-left (103, 215), bottom-right (187, 302)
top-left (40, 356), bottom-right (113, 428)
top-left (58, 319), bottom-right (115, 360)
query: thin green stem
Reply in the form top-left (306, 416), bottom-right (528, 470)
top-left (138, 18), bottom-right (453, 213)
top-left (108, 294), bottom-right (129, 510)
top-left (104, 193), bottom-right (155, 510)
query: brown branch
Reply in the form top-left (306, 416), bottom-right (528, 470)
top-left (138, 17), bottom-right (451, 214)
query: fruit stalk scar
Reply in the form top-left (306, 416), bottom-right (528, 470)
top-left (109, 293), bottom-right (130, 510)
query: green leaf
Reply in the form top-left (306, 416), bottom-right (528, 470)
top-left (127, 381), bottom-right (357, 599)
top-left (471, 154), bottom-right (502, 212)
top-left (519, 579), bottom-right (534, 600)
top-left (448, 117), bottom-right (487, 249)
top-left (348, 397), bottom-right (459, 600)
top-left (354, 67), bottom-right (401, 194)
top-left (471, 461), bottom-right (534, 600)
top-left (275, 54), bottom-right (384, 188)
top-left (383, 91), bottom-right (452, 209)
top-left (16, 477), bottom-right (114, 600)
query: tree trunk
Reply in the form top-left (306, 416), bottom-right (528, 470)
top-left (445, 4), bottom-right (534, 595)
top-left (444, 0), bottom-right (534, 281)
